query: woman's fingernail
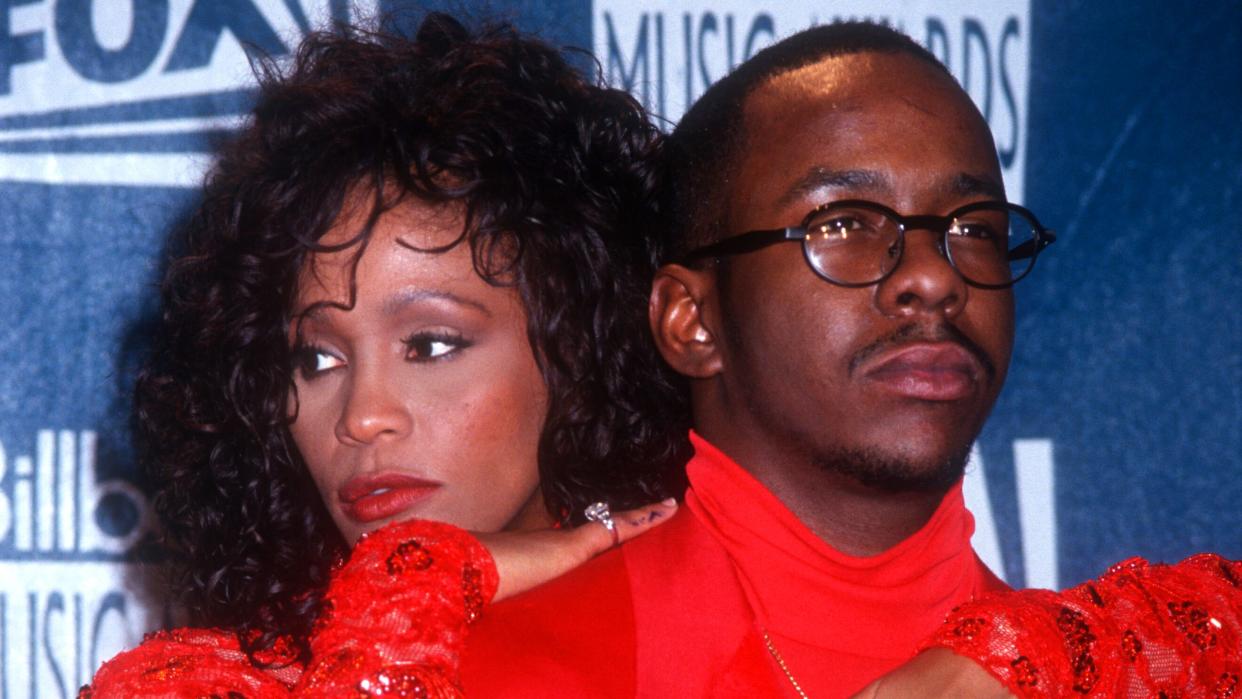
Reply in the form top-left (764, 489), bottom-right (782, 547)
top-left (661, 498), bottom-right (677, 507)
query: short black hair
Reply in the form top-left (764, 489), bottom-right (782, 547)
top-left (664, 21), bottom-right (949, 257)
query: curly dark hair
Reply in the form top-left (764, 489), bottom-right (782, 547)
top-left (135, 13), bottom-right (690, 664)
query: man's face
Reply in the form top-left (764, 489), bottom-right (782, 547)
top-left (708, 51), bottom-right (1014, 491)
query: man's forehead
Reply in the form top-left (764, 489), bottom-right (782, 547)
top-left (747, 51), bottom-right (962, 116)
top-left (725, 50), bottom-right (1001, 224)
top-left (776, 168), bottom-right (1005, 209)
top-left (737, 51), bottom-right (993, 161)
top-left (753, 54), bottom-right (861, 101)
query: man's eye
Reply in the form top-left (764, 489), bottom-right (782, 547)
top-left (806, 209), bottom-right (886, 239)
top-left (403, 332), bottom-right (472, 362)
top-left (949, 221), bottom-right (1000, 240)
top-left (817, 216), bottom-right (865, 234)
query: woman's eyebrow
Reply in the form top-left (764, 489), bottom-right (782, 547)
top-left (382, 288), bottom-right (492, 317)
top-left (295, 303), bottom-right (345, 324)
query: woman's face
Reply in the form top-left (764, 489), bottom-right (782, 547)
top-left (288, 196), bottom-right (550, 545)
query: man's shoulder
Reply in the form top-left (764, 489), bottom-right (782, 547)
top-left (472, 506), bottom-right (707, 632)
top-left (459, 507), bottom-right (728, 696)
top-left (474, 529), bottom-right (641, 640)
top-left (470, 505), bottom-right (715, 630)
top-left (461, 542), bottom-right (637, 696)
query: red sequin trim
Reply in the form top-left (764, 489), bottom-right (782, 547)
top-left (83, 520), bottom-right (498, 699)
top-left (925, 554), bottom-right (1242, 698)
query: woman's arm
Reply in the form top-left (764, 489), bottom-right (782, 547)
top-left (857, 554), bottom-right (1242, 698)
top-left (85, 500), bottom-right (677, 698)
top-left (296, 500), bottom-right (677, 696)
top-left (84, 628), bottom-right (297, 699)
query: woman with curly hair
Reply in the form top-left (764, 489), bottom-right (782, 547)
top-left (86, 12), bottom-right (688, 697)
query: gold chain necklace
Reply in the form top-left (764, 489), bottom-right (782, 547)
top-left (762, 630), bottom-right (810, 699)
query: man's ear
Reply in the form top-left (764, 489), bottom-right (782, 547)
top-left (649, 264), bottom-right (723, 379)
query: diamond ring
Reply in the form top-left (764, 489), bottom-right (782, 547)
top-left (584, 501), bottom-right (620, 547)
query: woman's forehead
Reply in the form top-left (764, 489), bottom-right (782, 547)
top-left (320, 188), bottom-right (465, 247)
top-left (290, 199), bottom-right (525, 322)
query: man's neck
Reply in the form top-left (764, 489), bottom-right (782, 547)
top-left (696, 427), bottom-right (950, 557)
top-left (760, 466), bottom-right (950, 557)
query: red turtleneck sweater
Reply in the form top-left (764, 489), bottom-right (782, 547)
top-left (461, 432), bottom-right (1006, 697)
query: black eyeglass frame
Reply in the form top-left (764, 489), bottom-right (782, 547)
top-left (680, 199), bottom-right (1057, 290)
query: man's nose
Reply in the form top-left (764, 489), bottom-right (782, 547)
top-left (335, 369), bottom-right (413, 445)
top-left (873, 231), bottom-right (967, 319)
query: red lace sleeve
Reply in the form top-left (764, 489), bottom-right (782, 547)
top-left (85, 520), bottom-right (499, 698)
top-left (295, 519), bottom-right (500, 698)
top-left (82, 627), bottom-right (297, 699)
top-left (924, 554), bottom-right (1242, 698)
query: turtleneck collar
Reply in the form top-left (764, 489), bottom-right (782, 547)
top-left (683, 430), bottom-right (991, 657)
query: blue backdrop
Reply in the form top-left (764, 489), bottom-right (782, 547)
top-left (1, 1), bottom-right (1238, 695)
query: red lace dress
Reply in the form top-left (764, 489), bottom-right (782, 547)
top-left (83, 519), bottom-right (498, 698)
top-left (927, 554), bottom-right (1242, 697)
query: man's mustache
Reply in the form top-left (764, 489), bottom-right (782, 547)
top-left (849, 323), bottom-right (997, 381)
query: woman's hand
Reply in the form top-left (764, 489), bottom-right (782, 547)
top-left (477, 498), bottom-right (678, 601)
top-left (852, 649), bottom-right (1016, 699)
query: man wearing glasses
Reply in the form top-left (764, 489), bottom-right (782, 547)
top-left (463, 21), bottom-right (1054, 697)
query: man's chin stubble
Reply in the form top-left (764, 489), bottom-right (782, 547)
top-left (811, 444), bottom-right (973, 494)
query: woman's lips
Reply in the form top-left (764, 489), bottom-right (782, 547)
top-left (862, 343), bottom-right (981, 401)
top-left (338, 472), bottom-right (442, 524)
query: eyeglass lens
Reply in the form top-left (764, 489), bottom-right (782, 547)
top-left (800, 203), bottom-right (1039, 287)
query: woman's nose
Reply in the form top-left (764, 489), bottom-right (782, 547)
top-left (334, 369), bottom-right (413, 446)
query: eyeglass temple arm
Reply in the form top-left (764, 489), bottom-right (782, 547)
top-left (1007, 230), bottom-right (1057, 261)
top-left (681, 228), bottom-right (805, 263)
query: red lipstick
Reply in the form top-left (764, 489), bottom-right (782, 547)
top-left (338, 472), bottom-right (442, 524)
top-left (862, 343), bottom-right (981, 401)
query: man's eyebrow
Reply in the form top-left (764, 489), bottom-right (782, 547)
top-left (382, 288), bottom-right (492, 317)
top-left (777, 168), bottom-right (890, 208)
top-left (949, 173), bottom-right (1007, 201)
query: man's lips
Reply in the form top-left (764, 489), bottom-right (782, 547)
top-left (861, 343), bottom-right (984, 401)
top-left (338, 472), bottom-right (442, 524)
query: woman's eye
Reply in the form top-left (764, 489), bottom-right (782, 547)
top-left (294, 347), bottom-right (345, 377)
top-left (403, 332), bottom-right (472, 362)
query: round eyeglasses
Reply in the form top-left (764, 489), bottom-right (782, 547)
top-left (681, 199), bottom-right (1056, 289)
